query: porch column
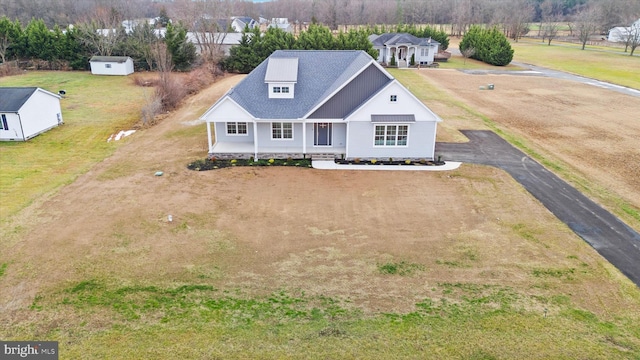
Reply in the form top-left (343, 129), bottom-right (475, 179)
top-left (253, 121), bottom-right (258, 160)
top-left (345, 121), bottom-right (350, 159)
top-left (302, 121), bottom-right (307, 156)
top-left (206, 121), bottom-right (213, 153)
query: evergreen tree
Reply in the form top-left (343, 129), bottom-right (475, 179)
top-left (294, 23), bottom-right (335, 50)
top-left (61, 26), bottom-right (91, 70)
top-left (224, 26), bottom-right (262, 73)
top-left (0, 17), bottom-right (23, 62)
top-left (259, 27), bottom-right (295, 59)
top-left (24, 19), bottom-right (59, 62)
top-left (460, 26), bottom-right (513, 66)
top-left (164, 22), bottom-right (196, 71)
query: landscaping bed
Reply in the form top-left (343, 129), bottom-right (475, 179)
top-left (188, 158), bottom-right (312, 170)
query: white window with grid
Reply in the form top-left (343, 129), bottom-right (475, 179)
top-left (272, 122), bottom-right (293, 140)
top-left (226, 122), bottom-right (248, 135)
top-left (374, 125), bottom-right (408, 147)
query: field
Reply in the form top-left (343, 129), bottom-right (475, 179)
top-left (1, 46), bottom-right (640, 358)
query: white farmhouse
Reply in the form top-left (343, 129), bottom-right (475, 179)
top-left (89, 56), bottom-right (134, 76)
top-left (200, 50), bottom-right (442, 160)
top-left (0, 87), bottom-right (63, 141)
top-left (369, 33), bottom-right (440, 67)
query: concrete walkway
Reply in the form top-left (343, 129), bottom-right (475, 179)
top-left (312, 160), bottom-right (461, 171)
top-left (436, 130), bottom-right (640, 287)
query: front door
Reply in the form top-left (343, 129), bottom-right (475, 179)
top-left (314, 123), bottom-right (332, 146)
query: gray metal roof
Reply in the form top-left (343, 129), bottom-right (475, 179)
top-left (371, 114), bottom-right (416, 122)
top-left (0, 87), bottom-right (39, 112)
top-left (264, 57), bottom-right (299, 82)
top-left (89, 56), bottom-right (131, 63)
top-left (227, 50), bottom-right (382, 119)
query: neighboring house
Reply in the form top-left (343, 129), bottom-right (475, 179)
top-left (269, 18), bottom-right (293, 33)
top-left (230, 16), bottom-right (258, 32)
top-left (186, 32), bottom-right (244, 56)
top-left (89, 56), bottom-right (134, 76)
top-left (608, 18), bottom-right (640, 42)
top-left (369, 33), bottom-right (440, 67)
top-left (0, 87), bottom-right (63, 141)
top-left (200, 50), bottom-right (442, 161)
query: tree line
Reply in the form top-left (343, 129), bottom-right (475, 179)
top-left (0, 17), bottom-right (196, 71)
top-left (1, 16), bottom-right (452, 73)
top-left (223, 23), bottom-right (450, 73)
top-left (2, 0), bottom-right (638, 36)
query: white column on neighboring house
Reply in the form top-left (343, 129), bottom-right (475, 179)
top-left (253, 121), bottom-right (258, 160)
top-left (206, 121), bottom-right (213, 153)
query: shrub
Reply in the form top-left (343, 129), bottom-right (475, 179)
top-left (459, 26), bottom-right (513, 66)
top-left (183, 67), bottom-right (216, 94)
top-left (156, 72), bottom-right (186, 111)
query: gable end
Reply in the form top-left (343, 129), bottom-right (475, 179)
top-left (308, 64), bottom-right (392, 119)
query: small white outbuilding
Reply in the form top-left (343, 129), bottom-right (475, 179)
top-left (0, 87), bottom-right (64, 141)
top-left (89, 56), bottom-right (134, 76)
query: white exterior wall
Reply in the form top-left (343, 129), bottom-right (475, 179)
top-left (345, 81), bottom-right (440, 159)
top-left (347, 121), bottom-right (437, 159)
top-left (255, 122), bottom-right (304, 150)
top-left (19, 90), bottom-right (63, 140)
top-left (90, 58), bottom-right (134, 75)
top-left (0, 89), bottom-right (62, 141)
top-left (214, 122), bottom-right (254, 143)
top-left (0, 113), bottom-right (24, 141)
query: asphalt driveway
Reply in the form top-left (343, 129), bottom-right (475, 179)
top-left (436, 130), bottom-right (640, 287)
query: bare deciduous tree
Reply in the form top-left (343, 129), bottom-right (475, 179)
top-left (621, 22), bottom-right (640, 55)
top-left (461, 46), bottom-right (475, 64)
top-left (574, 6), bottom-right (600, 50)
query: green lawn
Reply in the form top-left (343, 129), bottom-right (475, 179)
top-left (512, 39), bottom-right (640, 90)
top-left (0, 72), bottom-right (146, 218)
top-left (27, 280), bottom-right (640, 359)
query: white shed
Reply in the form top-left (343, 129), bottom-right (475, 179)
top-left (89, 56), bottom-right (134, 76)
top-left (0, 87), bottom-right (63, 141)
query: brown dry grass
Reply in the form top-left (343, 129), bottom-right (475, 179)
top-left (1, 72), bottom-right (639, 324)
top-left (417, 69), bottom-right (640, 224)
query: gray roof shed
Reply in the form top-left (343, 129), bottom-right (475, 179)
top-left (0, 87), bottom-right (39, 112)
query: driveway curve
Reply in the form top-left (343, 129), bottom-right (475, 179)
top-left (436, 130), bottom-right (640, 287)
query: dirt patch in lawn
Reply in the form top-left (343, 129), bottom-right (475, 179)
top-left (1, 72), bottom-right (639, 330)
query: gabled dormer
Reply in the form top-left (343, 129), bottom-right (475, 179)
top-left (264, 57), bottom-right (298, 99)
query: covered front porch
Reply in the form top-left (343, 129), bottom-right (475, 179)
top-left (208, 142), bottom-right (346, 160)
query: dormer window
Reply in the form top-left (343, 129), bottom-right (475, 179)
top-left (265, 57), bottom-right (298, 99)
